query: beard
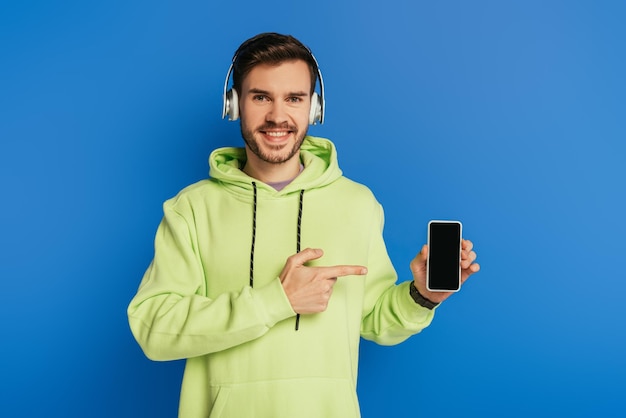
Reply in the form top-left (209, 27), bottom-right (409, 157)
top-left (241, 121), bottom-right (307, 164)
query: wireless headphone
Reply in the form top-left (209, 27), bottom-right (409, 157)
top-left (222, 50), bottom-right (325, 125)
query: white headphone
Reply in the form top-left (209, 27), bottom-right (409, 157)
top-left (222, 51), bottom-right (325, 125)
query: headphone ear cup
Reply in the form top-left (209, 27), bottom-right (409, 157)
top-left (224, 89), bottom-right (239, 121)
top-left (309, 92), bottom-right (321, 125)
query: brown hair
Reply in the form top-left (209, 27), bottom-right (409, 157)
top-left (231, 32), bottom-right (318, 95)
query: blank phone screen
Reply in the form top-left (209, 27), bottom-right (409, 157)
top-left (427, 221), bottom-right (461, 291)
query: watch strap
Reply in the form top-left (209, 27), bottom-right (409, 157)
top-left (409, 282), bottom-right (439, 310)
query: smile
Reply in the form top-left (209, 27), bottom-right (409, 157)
top-left (266, 131), bottom-right (289, 136)
top-left (261, 130), bottom-right (292, 140)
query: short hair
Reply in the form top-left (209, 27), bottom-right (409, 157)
top-left (231, 32), bottom-right (318, 95)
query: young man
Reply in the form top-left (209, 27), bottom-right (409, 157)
top-left (128, 33), bottom-right (479, 418)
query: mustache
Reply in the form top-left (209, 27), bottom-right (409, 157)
top-left (257, 122), bottom-right (297, 131)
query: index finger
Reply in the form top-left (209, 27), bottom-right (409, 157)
top-left (317, 265), bottom-right (368, 279)
top-left (462, 239), bottom-right (474, 252)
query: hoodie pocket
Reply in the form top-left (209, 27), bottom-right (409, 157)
top-left (208, 385), bottom-right (231, 418)
top-left (208, 378), bottom-right (359, 418)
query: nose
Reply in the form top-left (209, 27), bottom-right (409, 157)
top-left (265, 100), bottom-right (288, 124)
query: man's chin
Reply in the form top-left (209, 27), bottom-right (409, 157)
top-left (242, 129), bottom-right (306, 164)
top-left (257, 151), bottom-right (296, 164)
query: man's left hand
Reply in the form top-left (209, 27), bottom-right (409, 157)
top-left (409, 239), bottom-right (480, 305)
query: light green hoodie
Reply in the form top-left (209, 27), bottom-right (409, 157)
top-left (128, 136), bottom-right (435, 417)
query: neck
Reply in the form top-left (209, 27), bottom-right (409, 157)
top-left (242, 152), bottom-right (302, 184)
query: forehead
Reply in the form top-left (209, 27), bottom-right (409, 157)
top-left (241, 60), bottom-right (311, 93)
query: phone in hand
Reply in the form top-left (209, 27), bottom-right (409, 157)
top-left (427, 220), bottom-right (462, 292)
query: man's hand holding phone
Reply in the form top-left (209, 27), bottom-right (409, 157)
top-left (410, 222), bottom-right (480, 305)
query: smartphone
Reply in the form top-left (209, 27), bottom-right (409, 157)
top-left (427, 220), bottom-right (462, 292)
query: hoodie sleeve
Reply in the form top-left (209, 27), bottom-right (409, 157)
top-left (360, 203), bottom-right (435, 345)
top-left (127, 201), bottom-right (296, 361)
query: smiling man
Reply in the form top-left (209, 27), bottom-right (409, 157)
top-left (239, 60), bottom-right (311, 181)
top-left (128, 33), bottom-right (479, 418)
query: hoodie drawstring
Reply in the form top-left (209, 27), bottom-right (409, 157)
top-left (294, 189), bottom-right (304, 331)
top-left (249, 182), bottom-right (258, 288)
top-left (248, 182), bottom-right (305, 331)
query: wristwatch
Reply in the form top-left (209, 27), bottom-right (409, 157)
top-left (409, 282), bottom-right (439, 310)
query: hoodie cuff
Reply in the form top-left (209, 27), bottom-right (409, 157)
top-left (398, 281), bottom-right (436, 324)
top-left (252, 277), bottom-right (297, 327)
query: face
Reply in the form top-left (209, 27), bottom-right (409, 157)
top-left (239, 60), bottom-right (312, 166)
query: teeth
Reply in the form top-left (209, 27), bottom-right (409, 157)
top-left (266, 131), bottom-right (288, 137)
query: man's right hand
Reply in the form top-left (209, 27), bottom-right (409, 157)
top-left (279, 248), bottom-right (368, 314)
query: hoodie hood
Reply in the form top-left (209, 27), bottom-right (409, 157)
top-left (208, 136), bottom-right (343, 195)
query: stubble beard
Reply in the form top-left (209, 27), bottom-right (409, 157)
top-left (241, 122), bottom-right (307, 164)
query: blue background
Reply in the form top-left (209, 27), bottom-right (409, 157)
top-left (1, 1), bottom-right (625, 417)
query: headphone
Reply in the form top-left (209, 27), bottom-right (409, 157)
top-left (222, 50), bottom-right (325, 125)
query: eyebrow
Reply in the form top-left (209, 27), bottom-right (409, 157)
top-left (248, 88), bottom-right (309, 97)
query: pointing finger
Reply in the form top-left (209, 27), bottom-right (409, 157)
top-left (318, 265), bottom-right (368, 279)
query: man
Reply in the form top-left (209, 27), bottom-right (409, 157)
top-left (128, 32), bottom-right (479, 418)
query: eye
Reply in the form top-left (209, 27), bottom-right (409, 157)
top-left (287, 96), bottom-right (304, 103)
top-left (252, 95), bottom-right (270, 102)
